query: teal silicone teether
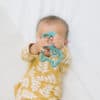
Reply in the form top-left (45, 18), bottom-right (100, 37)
top-left (41, 31), bottom-right (56, 38)
top-left (39, 32), bottom-right (64, 68)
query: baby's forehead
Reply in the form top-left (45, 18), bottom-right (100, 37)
top-left (39, 20), bottom-right (65, 27)
top-left (37, 20), bottom-right (66, 35)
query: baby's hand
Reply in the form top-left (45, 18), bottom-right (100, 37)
top-left (29, 38), bottom-right (49, 55)
top-left (29, 43), bottom-right (41, 55)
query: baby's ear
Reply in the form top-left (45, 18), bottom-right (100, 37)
top-left (64, 39), bottom-right (68, 45)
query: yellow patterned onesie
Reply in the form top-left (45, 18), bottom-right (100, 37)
top-left (14, 43), bottom-right (71, 100)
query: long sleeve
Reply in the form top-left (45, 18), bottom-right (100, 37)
top-left (59, 46), bottom-right (71, 74)
top-left (21, 43), bottom-right (37, 62)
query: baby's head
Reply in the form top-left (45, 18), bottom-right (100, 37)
top-left (36, 15), bottom-right (69, 49)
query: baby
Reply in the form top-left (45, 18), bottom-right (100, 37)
top-left (14, 15), bottom-right (71, 100)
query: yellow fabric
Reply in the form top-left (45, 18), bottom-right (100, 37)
top-left (14, 44), bottom-right (71, 100)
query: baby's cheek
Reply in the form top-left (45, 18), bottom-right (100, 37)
top-left (53, 36), bottom-right (63, 48)
top-left (54, 42), bottom-right (63, 49)
top-left (58, 40), bottom-right (65, 48)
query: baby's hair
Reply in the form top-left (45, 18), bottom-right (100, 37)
top-left (36, 15), bottom-right (69, 39)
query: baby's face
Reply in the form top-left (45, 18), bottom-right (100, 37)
top-left (36, 21), bottom-right (67, 49)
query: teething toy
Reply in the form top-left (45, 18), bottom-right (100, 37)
top-left (41, 31), bottom-right (56, 38)
top-left (39, 32), bottom-right (64, 68)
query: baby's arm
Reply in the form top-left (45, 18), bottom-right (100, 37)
top-left (21, 38), bottom-right (49, 62)
top-left (21, 43), bottom-right (38, 62)
top-left (59, 47), bottom-right (71, 74)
